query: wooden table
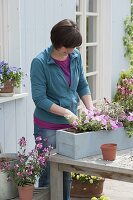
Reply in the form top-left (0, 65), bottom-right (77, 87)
top-left (50, 149), bottom-right (133, 200)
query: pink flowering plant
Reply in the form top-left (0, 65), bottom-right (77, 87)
top-left (68, 99), bottom-right (133, 135)
top-left (0, 137), bottom-right (52, 186)
top-left (113, 67), bottom-right (133, 136)
top-left (70, 103), bottom-right (123, 133)
top-left (113, 67), bottom-right (133, 112)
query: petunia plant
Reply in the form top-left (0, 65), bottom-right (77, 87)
top-left (69, 102), bottom-right (124, 134)
top-left (67, 98), bottom-right (133, 136)
top-left (0, 137), bottom-right (52, 186)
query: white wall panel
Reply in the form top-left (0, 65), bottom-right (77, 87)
top-left (111, 0), bottom-right (130, 97)
top-left (15, 98), bottom-right (27, 151)
top-left (0, 104), bottom-right (5, 152)
top-left (4, 101), bottom-right (16, 153)
top-left (0, 0), bottom-right (76, 153)
top-left (0, 0), bottom-right (3, 59)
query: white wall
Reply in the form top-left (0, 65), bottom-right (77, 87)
top-left (0, 0), bottom-right (75, 152)
top-left (111, 0), bottom-right (131, 97)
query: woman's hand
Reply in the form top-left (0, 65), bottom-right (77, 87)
top-left (64, 109), bottom-right (78, 124)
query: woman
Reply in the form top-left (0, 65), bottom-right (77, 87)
top-left (30, 19), bottom-right (93, 200)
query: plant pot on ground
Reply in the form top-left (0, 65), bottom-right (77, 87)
top-left (0, 137), bottom-right (52, 200)
top-left (18, 184), bottom-right (34, 200)
top-left (70, 173), bottom-right (105, 198)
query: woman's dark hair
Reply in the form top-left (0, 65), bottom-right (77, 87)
top-left (50, 19), bottom-right (82, 49)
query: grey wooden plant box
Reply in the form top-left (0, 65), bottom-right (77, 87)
top-left (56, 128), bottom-right (133, 159)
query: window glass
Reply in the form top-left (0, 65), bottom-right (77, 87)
top-left (87, 75), bottom-right (96, 100)
top-left (76, 0), bottom-right (81, 12)
top-left (76, 15), bottom-right (81, 29)
top-left (86, 0), bottom-right (97, 12)
top-left (76, 0), bottom-right (98, 102)
top-left (86, 46), bottom-right (96, 73)
top-left (86, 16), bottom-right (97, 43)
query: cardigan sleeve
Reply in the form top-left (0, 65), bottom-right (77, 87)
top-left (30, 58), bottom-right (53, 112)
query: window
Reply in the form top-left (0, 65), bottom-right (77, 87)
top-left (76, 0), bottom-right (99, 103)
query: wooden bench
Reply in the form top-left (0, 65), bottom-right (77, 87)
top-left (50, 149), bottom-right (133, 200)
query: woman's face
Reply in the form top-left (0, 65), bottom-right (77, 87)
top-left (57, 47), bottom-right (75, 56)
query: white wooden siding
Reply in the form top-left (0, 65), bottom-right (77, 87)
top-left (0, 0), bottom-right (75, 152)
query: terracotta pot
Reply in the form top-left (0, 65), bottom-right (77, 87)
top-left (18, 185), bottom-right (34, 200)
top-left (70, 179), bottom-right (105, 198)
top-left (100, 143), bottom-right (117, 161)
top-left (0, 81), bottom-right (14, 93)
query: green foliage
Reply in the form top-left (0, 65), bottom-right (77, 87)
top-left (96, 99), bottom-right (125, 122)
top-left (123, 3), bottom-right (133, 66)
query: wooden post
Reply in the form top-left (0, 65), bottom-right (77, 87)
top-left (50, 162), bottom-right (63, 200)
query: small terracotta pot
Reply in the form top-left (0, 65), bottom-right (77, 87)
top-left (100, 143), bottom-right (117, 161)
top-left (18, 185), bottom-right (34, 200)
top-left (0, 81), bottom-right (14, 93)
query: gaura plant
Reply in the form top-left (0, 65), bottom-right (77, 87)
top-left (0, 137), bottom-right (52, 186)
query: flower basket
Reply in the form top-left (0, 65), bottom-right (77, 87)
top-left (71, 179), bottom-right (105, 198)
top-left (0, 81), bottom-right (14, 93)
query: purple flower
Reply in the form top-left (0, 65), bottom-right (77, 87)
top-left (72, 120), bottom-right (79, 126)
top-left (127, 113), bottom-right (133, 121)
top-left (18, 137), bottom-right (26, 147)
top-left (110, 120), bottom-right (119, 130)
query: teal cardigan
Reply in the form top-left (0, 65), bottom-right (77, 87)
top-left (30, 46), bottom-right (91, 124)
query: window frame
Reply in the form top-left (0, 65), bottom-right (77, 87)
top-left (76, 0), bottom-right (112, 103)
